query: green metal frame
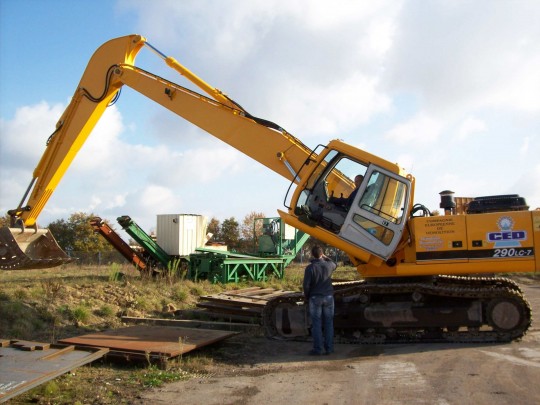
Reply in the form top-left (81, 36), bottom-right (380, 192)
top-left (188, 250), bottom-right (286, 283)
top-left (117, 216), bottom-right (171, 268)
top-left (254, 217), bottom-right (310, 266)
top-left (187, 217), bottom-right (310, 283)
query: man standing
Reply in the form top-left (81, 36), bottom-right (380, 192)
top-left (303, 245), bottom-right (337, 355)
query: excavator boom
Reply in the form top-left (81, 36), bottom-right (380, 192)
top-left (0, 35), bottom-right (317, 270)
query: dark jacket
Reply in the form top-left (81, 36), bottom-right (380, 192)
top-left (303, 257), bottom-right (337, 299)
top-left (330, 187), bottom-right (359, 209)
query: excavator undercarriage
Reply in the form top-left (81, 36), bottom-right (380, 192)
top-left (263, 275), bottom-right (532, 344)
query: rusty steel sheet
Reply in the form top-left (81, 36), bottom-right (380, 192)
top-left (58, 325), bottom-right (237, 361)
top-left (0, 339), bottom-right (108, 403)
top-left (196, 287), bottom-right (296, 319)
top-left (121, 316), bottom-right (261, 333)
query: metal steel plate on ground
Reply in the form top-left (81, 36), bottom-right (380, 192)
top-left (59, 325), bottom-right (237, 361)
top-left (0, 339), bottom-right (108, 403)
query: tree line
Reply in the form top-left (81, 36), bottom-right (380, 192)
top-left (1, 211), bottom-right (278, 253)
top-left (0, 211), bottom-right (347, 263)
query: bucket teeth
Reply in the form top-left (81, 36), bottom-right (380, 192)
top-left (0, 227), bottom-right (72, 270)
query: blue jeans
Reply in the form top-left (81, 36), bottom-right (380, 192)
top-left (309, 295), bottom-right (334, 354)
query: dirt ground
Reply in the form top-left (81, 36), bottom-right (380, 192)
top-left (137, 281), bottom-right (540, 405)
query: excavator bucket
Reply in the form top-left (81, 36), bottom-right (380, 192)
top-left (0, 226), bottom-right (72, 270)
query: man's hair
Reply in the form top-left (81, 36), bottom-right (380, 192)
top-left (311, 245), bottom-right (323, 258)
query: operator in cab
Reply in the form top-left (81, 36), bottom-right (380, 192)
top-left (329, 175), bottom-right (364, 209)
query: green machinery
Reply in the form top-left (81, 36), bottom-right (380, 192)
top-left (189, 217), bottom-right (310, 283)
top-left (117, 215), bottom-right (172, 268)
top-left (105, 216), bottom-right (309, 283)
top-left (188, 249), bottom-right (289, 283)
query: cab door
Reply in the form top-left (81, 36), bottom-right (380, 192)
top-left (339, 165), bottom-right (411, 260)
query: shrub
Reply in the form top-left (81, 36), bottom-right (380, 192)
top-left (172, 286), bottom-right (189, 302)
top-left (13, 288), bottom-right (29, 300)
top-left (70, 305), bottom-right (90, 324)
top-left (95, 304), bottom-right (115, 318)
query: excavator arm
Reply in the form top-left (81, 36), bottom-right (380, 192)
top-left (11, 35), bottom-right (313, 228)
top-left (0, 34), bottom-right (334, 270)
top-left (10, 36), bottom-right (145, 228)
top-left (2, 34), bottom-right (416, 271)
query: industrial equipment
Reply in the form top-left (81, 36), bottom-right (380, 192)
top-left (187, 217), bottom-right (309, 283)
top-left (89, 217), bottom-right (149, 272)
top-left (94, 214), bottom-right (308, 283)
top-left (1, 35), bottom-right (538, 343)
top-left (117, 215), bottom-right (172, 269)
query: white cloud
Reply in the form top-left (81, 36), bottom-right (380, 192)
top-left (71, 105), bottom-right (125, 171)
top-left (511, 163), bottom-right (540, 210)
top-left (119, 0), bottom-right (402, 58)
top-left (456, 116), bottom-right (486, 140)
top-left (118, 0), bottom-right (401, 136)
top-left (0, 101), bottom-right (65, 167)
top-left (270, 73), bottom-right (391, 137)
top-left (384, 112), bottom-right (443, 145)
top-left (0, 102), bottom-right (66, 216)
top-left (394, 153), bottom-right (415, 173)
top-left (385, 1), bottom-right (540, 115)
top-left (115, 0), bottom-right (539, 217)
top-left (138, 185), bottom-right (178, 212)
top-left (0, 100), bottom-right (262, 231)
top-left (519, 137), bottom-right (530, 155)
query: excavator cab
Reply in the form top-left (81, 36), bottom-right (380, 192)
top-left (287, 141), bottom-right (412, 261)
top-left (339, 166), bottom-right (411, 259)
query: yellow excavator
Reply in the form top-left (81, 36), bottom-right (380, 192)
top-left (1, 35), bottom-right (538, 343)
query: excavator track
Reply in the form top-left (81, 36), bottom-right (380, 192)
top-left (262, 276), bottom-right (532, 344)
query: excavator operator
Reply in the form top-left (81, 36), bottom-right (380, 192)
top-left (329, 174), bottom-right (364, 209)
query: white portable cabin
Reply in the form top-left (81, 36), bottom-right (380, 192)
top-left (156, 214), bottom-right (208, 256)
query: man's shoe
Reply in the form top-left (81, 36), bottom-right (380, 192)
top-left (324, 350), bottom-right (334, 355)
top-left (308, 350), bottom-right (322, 355)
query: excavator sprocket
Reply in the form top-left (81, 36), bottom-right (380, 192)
top-left (0, 227), bottom-right (72, 270)
top-left (262, 276), bottom-right (532, 344)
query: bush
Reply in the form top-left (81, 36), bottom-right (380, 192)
top-left (95, 304), bottom-right (115, 318)
top-left (70, 305), bottom-right (90, 324)
top-left (172, 286), bottom-right (189, 302)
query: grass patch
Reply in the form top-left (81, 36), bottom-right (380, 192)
top-left (13, 288), bottom-right (29, 300)
top-left (0, 289), bottom-right (10, 301)
top-left (172, 285), bottom-right (189, 302)
top-left (138, 365), bottom-right (191, 387)
top-left (70, 305), bottom-right (91, 324)
top-left (95, 304), bottom-right (115, 318)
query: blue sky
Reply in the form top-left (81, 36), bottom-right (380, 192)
top-left (1, 0), bottom-right (539, 234)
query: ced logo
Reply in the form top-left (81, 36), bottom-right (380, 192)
top-left (487, 216), bottom-right (527, 248)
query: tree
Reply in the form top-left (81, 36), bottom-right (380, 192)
top-left (48, 212), bottom-right (114, 252)
top-left (207, 217), bottom-right (221, 241)
top-left (220, 217), bottom-right (240, 249)
top-left (47, 218), bottom-right (72, 250)
top-left (240, 211), bottom-right (266, 250)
